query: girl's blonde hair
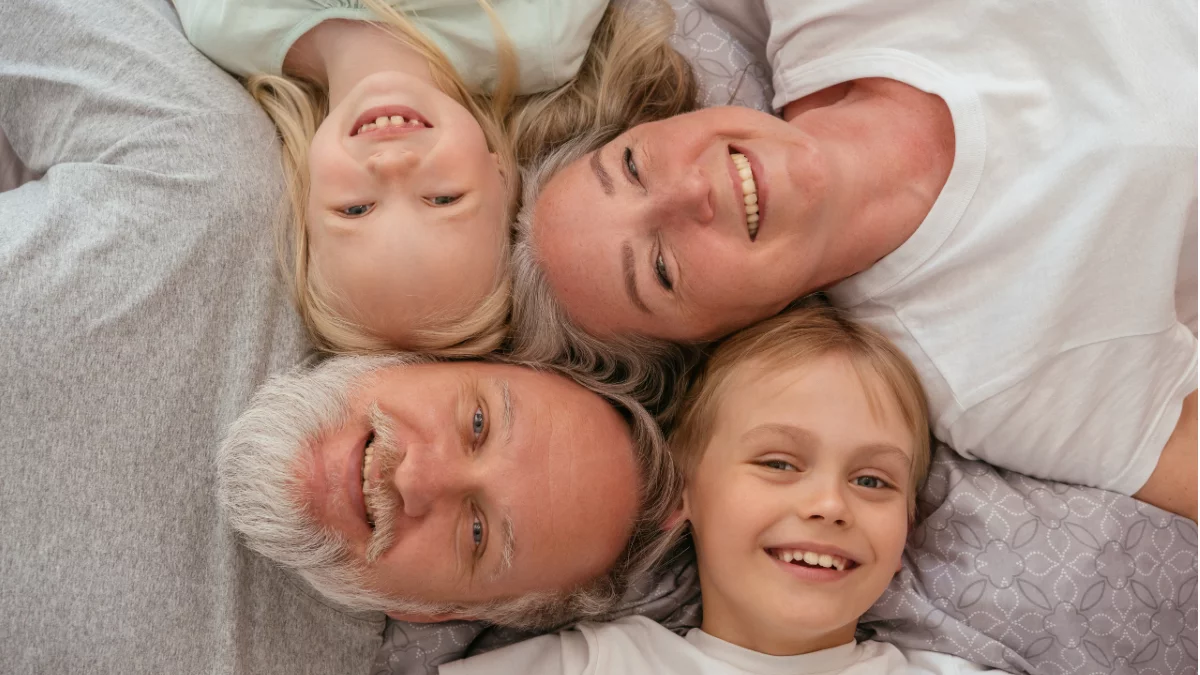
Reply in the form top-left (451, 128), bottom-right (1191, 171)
top-left (247, 0), bottom-right (519, 356)
top-left (669, 303), bottom-right (932, 535)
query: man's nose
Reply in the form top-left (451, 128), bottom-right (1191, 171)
top-left (655, 166), bottom-right (714, 225)
top-left (366, 147), bottom-right (420, 178)
top-left (389, 440), bottom-right (468, 518)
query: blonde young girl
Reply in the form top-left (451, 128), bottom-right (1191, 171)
top-left (173, 0), bottom-right (697, 355)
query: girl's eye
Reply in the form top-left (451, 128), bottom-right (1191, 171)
top-left (623, 147), bottom-right (639, 181)
top-left (428, 195), bottom-right (462, 206)
top-left (854, 475), bottom-right (889, 489)
top-left (471, 406), bottom-right (486, 439)
top-left (339, 204), bottom-right (374, 217)
top-left (471, 514), bottom-right (484, 548)
top-left (654, 253), bottom-right (673, 291)
top-left (761, 459), bottom-right (798, 472)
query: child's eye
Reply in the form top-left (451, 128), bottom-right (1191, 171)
top-left (760, 459), bottom-right (798, 472)
top-left (853, 475), bottom-right (890, 489)
top-left (339, 203), bottom-right (374, 217)
top-left (427, 195), bottom-right (462, 206)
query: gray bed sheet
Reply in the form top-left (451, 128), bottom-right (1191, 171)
top-left (374, 2), bottom-right (1198, 673)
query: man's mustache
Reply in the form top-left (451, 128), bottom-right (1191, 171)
top-left (364, 403), bottom-right (402, 563)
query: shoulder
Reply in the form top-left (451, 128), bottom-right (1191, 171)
top-left (897, 646), bottom-right (1014, 674)
top-left (174, 0), bottom-right (368, 76)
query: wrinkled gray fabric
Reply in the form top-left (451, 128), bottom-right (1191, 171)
top-left (377, 447), bottom-right (1198, 675)
top-left (0, 0), bottom-right (384, 672)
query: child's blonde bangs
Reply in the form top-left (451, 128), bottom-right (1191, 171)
top-left (669, 302), bottom-right (932, 514)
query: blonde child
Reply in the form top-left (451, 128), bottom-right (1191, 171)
top-left (172, 0), bottom-right (695, 355)
top-left (442, 305), bottom-right (1012, 674)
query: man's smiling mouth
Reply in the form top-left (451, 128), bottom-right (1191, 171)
top-left (362, 432), bottom-right (377, 528)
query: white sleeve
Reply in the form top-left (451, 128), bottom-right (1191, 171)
top-left (944, 324), bottom-right (1197, 495)
top-left (439, 631), bottom-right (591, 675)
top-left (901, 648), bottom-right (1015, 674)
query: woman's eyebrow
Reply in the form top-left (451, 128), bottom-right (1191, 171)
top-left (590, 149), bottom-right (614, 196)
top-left (621, 241), bottom-right (652, 314)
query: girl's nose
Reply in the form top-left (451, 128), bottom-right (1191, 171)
top-left (367, 147), bottom-right (419, 177)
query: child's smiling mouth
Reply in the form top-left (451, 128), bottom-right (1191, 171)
top-left (765, 546), bottom-right (860, 577)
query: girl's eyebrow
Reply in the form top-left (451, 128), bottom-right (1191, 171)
top-left (740, 423), bottom-right (819, 450)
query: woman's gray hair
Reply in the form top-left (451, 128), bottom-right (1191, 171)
top-left (217, 351), bottom-right (684, 630)
top-left (508, 127), bottom-right (702, 427)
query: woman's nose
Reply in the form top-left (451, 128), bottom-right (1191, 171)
top-left (657, 166), bottom-right (715, 225)
top-left (366, 147), bottom-right (420, 177)
top-left (389, 440), bottom-right (468, 518)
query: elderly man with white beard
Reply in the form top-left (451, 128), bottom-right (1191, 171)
top-left (218, 353), bottom-right (678, 630)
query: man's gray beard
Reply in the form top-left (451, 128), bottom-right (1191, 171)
top-left (216, 352), bottom-right (444, 613)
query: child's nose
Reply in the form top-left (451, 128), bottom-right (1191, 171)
top-left (367, 147), bottom-right (419, 177)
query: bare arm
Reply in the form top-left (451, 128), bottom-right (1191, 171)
top-left (1134, 389), bottom-right (1197, 521)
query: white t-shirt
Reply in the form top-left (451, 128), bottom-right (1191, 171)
top-left (441, 615), bottom-right (1011, 675)
top-left (698, 0), bottom-right (1198, 494)
top-left (173, 0), bottom-right (607, 95)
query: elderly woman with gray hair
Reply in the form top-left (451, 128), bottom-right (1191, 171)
top-left (508, 0), bottom-right (1198, 521)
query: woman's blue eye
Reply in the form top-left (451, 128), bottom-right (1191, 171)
top-left (854, 476), bottom-right (888, 489)
top-left (429, 195), bottom-right (461, 206)
top-left (623, 147), bottom-right (639, 180)
top-left (761, 459), bottom-right (798, 472)
top-left (340, 204), bottom-right (373, 217)
top-left (472, 517), bottom-right (483, 547)
top-left (472, 406), bottom-right (485, 438)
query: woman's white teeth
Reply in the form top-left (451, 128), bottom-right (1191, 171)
top-left (731, 152), bottom-right (759, 239)
top-left (773, 548), bottom-right (848, 571)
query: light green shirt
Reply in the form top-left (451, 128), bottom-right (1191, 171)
top-left (174, 0), bottom-right (607, 95)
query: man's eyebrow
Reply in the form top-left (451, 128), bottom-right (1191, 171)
top-left (489, 514), bottom-right (516, 581)
top-left (621, 241), bottom-right (652, 314)
top-left (498, 378), bottom-right (513, 443)
top-left (590, 149), bottom-right (613, 196)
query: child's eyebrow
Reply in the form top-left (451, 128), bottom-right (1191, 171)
top-left (740, 423), bottom-right (819, 449)
top-left (854, 444), bottom-right (913, 473)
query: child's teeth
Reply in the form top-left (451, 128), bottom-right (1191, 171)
top-left (375, 116), bottom-right (389, 127)
top-left (389, 115), bottom-right (405, 125)
top-left (772, 548), bottom-right (849, 570)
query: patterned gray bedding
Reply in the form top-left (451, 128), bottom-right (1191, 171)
top-left (373, 2), bottom-right (1198, 673)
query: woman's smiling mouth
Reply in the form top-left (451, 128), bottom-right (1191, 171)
top-left (731, 151), bottom-right (760, 240)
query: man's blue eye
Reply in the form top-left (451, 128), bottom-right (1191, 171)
top-left (340, 204), bottom-right (373, 217)
top-left (854, 476), bottom-right (887, 489)
top-left (472, 407), bottom-right (485, 437)
top-left (472, 517), bottom-right (483, 547)
top-left (429, 195), bottom-right (461, 206)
